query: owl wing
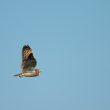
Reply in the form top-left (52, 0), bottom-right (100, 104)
top-left (21, 45), bottom-right (37, 72)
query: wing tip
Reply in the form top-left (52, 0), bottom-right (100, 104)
top-left (23, 45), bottom-right (31, 49)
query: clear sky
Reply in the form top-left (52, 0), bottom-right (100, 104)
top-left (0, 0), bottom-right (110, 110)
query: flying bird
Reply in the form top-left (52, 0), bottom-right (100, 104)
top-left (14, 45), bottom-right (40, 77)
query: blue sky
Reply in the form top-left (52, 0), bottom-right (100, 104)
top-left (0, 0), bottom-right (110, 110)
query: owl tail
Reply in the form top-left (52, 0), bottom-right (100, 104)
top-left (14, 73), bottom-right (23, 77)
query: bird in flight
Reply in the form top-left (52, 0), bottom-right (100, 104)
top-left (14, 45), bottom-right (40, 77)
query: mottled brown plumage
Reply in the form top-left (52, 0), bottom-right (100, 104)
top-left (14, 45), bottom-right (40, 77)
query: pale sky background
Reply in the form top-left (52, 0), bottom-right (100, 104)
top-left (0, 0), bottom-right (110, 110)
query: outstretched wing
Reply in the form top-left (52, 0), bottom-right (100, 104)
top-left (22, 45), bottom-right (37, 71)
